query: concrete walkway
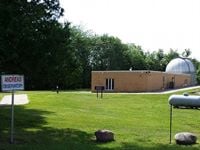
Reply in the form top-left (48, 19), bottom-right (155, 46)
top-left (103, 85), bottom-right (200, 95)
top-left (0, 94), bottom-right (29, 106)
top-left (157, 85), bottom-right (200, 94)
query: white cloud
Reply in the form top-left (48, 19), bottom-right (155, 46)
top-left (60, 0), bottom-right (200, 60)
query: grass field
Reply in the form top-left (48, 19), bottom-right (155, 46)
top-left (1, 89), bottom-right (200, 150)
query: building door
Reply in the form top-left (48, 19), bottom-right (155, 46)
top-left (106, 78), bottom-right (114, 90)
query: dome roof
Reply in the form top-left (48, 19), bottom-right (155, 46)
top-left (165, 57), bottom-right (195, 74)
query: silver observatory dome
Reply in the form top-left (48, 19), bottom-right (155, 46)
top-left (166, 57), bottom-right (196, 85)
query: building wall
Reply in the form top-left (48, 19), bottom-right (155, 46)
top-left (146, 72), bottom-right (164, 91)
top-left (173, 73), bottom-right (191, 88)
top-left (146, 72), bottom-right (191, 92)
top-left (91, 71), bottom-right (148, 92)
top-left (91, 71), bottom-right (192, 92)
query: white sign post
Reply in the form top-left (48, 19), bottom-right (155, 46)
top-left (1, 74), bottom-right (24, 144)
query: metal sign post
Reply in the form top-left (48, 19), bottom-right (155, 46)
top-left (10, 90), bottom-right (15, 144)
top-left (1, 74), bottom-right (24, 144)
top-left (169, 104), bottom-right (172, 144)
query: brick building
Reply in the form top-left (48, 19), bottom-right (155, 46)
top-left (91, 58), bottom-right (196, 92)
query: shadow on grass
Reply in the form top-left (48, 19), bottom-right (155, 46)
top-left (0, 105), bottom-right (50, 144)
top-left (0, 106), bottom-right (199, 150)
top-left (120, 143), bottom-right (199, 150)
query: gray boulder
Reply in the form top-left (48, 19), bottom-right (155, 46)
top-left (95, 129), bottom-right (114, 142)
top-left (175, 132), bottom-right (197, 145)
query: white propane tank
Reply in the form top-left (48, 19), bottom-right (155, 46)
top-left (169, 94), bottom-right (200, 108)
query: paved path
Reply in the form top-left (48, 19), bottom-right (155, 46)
top-left (100, 86), bottom-right (200, 95)
top-left (129, 85), bottom-right (200, 94)
top-left (157, 85), bottom-right (200, 94)
top-left (0, 94), bottom-right (29, 105)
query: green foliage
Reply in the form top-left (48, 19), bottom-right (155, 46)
top-left (0, 1), bottom-right (199, 90)
top-left (127, 44), bottom-right (146, 70)
top-left (196, 64), bottom-right (200, 84)
top-left (69, 26), bottom-right (93, 88)
top-left (90, 34), bottom-right (130, 70)
top-left (144, 49), bottom-right (179, 71)
top-left (1, 91), bottom-right (200, 149)
top-left (182, 49), bottom-right (192, 58)
top-left (0, 0), bottom-right (71, 90)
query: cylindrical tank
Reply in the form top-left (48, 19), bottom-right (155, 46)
top-left (169, 94), bottom-right (200, 108)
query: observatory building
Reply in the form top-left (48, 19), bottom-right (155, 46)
top-left (91, 57), bottom-right (197, 92)
top-left (165, 57), bottom-right (197, 85)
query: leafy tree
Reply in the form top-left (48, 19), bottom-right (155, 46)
top-left (182, 48), bottom-right (192, 58)
top-left (191, 58), bottom-right (200, 84)
top-left (69, 26), bottom-right (93, 88)
top-left (144, 49), bottom-right (179, 71)
top-left (196, 64), bottom-right (200, 84)
top-left (127, 44), bottom-right (146, 70)
top-left (165, 49), bottom-right (179, 61)
top-left (145, 51), bottom-right (158, 71)
top-left (0, 0), bottom-right (72, 90)
top-left (90, 35), bottom-right (130, 71)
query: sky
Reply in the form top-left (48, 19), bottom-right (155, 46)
top-left (59, 0), bottom-right (200, 60)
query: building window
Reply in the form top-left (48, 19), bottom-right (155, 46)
top-left (106, 78), bottom-right (114, 90)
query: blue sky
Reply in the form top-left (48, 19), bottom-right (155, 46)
top-left (59, 0), bottom-right (200, 60)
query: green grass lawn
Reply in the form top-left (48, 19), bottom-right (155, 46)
top-left (1, 89), bottom-right (200, 150)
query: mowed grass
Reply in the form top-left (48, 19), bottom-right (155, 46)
top-left (1, 89), bottom-right (200, 150)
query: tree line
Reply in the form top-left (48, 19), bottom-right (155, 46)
top-left (0, 0), bottom-right (200, 90)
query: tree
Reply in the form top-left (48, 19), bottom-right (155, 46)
top-left (144, 49), bottom-right (179, 71)
top-left (191, 58), bottom-right (200, 84)
top-left (90, 34), bottom-right (130, 71)
top-left (127, 44), bottom-right (146, 70)
top-left (145, 51), bottom-right (158, 71)
top-left (182, 49), bottom-right (192, 58)
top-left (0, 0), bottom-right (72, 90)
top-left (69, 26), bottom-right (93, 88)
top-left (196, 64), bottom-right (200, 84)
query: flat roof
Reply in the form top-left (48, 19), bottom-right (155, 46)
top-left (92, 70), bottom-right (190, 76)
top-left (92, 70), bottom-right (161, 73)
